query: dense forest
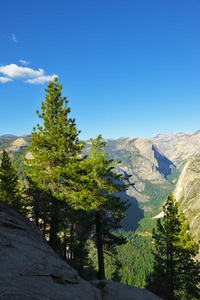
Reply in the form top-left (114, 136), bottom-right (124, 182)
top-left (89, 230), bottom-right (154, 288)
top-left (0, 79), bottom-right (199, 299)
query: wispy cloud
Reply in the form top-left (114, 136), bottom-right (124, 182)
top-left (19, 60), bottom-right (30, 65)
top-left (0, 63), bottom-right (58, 84)
top-left (25, 74), bottom-right (58, 84)
top-left (12, 33), bottom-right (18, 43)
top-left (0, 77), bottom-right (13, 83)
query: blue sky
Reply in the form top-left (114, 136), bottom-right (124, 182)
top-left (1, 0), bottom-right (200, 140)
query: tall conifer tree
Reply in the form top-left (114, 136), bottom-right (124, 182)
top-left (0, 149), bottom-right (21, 211)
top-left (146, 193), bottom-right (200, 300)
top-left (25, 78), bottom-right (85, 251)
top-left (80, 135), bottom-right (131, 279)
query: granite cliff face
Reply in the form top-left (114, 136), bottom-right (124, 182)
top-left (83, 136), bottom-right (177, 230)
top-left (84, 136), bottom-right (176, 200)
top-left (151, 131), bottom-right (200, 168)
top-left (0, 201), bottom-right (163, 300)
top-left (173, 157), bottom-right (200, 242)
top-left (151, 132), bottom-right (200, 246)
top-left (105, 137), bottom-right (175, 187)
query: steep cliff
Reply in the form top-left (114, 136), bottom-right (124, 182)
top-left (173, 156), bottom-right (200, 242)
top-left (151, 131), bottom-right (200, 168)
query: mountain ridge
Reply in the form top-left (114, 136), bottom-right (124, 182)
top-left (1, 131), bottom-right (200, 234)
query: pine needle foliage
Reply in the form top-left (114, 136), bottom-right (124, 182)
top-left (24, 78), bottom-right (85, 251)
top-left (80, 135), bottom-right (132, 279)
top-left (0, 149), bottom-right (22, 211)
top-left (146, 193), bottom-right (200, 300)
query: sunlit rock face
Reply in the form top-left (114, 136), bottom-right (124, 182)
top-left (151, 131), bottom-right (200, 168)
top-left (173, 157), bottom-right (200, 244)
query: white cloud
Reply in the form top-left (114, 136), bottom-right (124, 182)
top-left (0, 64), bottom-right (44, 79)
top-left (25, 74), bottom-right (58, 84)
top-left (0, 77), bottom-right (13, 83)
top-left (19, 60), bottom-right (30, 65)
top-left (0, 63), bottom-right (57, 84)
top-left (12, 34), bottom-right (18, 43)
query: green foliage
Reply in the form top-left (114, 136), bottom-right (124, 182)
top-left (105, 139), bottom-right (142, 166)
top-left (80, 135), bottom-right (132, 279)
top-left (136, 211), bottom-right (157, 233)
top-left (146, 194), bottom-right (200, 300)
top-left (142, 180), bottom-right (173, 213)
top-left (89, 230), bottom-right (154, 287)
top-left (3, 80), bottom-right (195, 294)
top-left (0, 137), bottom-right (17, 151)
top-left (24, 78), bottom-right (86, 253)
top-left (0, 149), bottom-right (22, 211)
top-left (25, 78), bottom-right (85, 200)
top-left (166, 169), bottom-right (180, 184)
top-left (111, 259), bottom-right (122, 282)
top-left (12, 148), bottom-right (28, 180)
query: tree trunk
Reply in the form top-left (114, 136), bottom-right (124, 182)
top-left (70, 223), bottom-right (74, 260)
top-left (63, 230), bottom-right (67, 260)
top-left (169, 240), bottom-right (174, 294)
top-left (95, 210), bottom-right (105, 279)
top-left (43, 220), bottom-right (46, 237)
top-left (49, 199), bottom-right (59, 252)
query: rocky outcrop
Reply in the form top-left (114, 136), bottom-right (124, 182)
top-left (84, 137), bottom-right (175, 188)
top-left (92, 280), bottom-right (163, 300)
top-left (112, 137), bottom-right (174, 186)
top-left (151, 131), bottom-right (200, 168)
top-left (173, 156), bottom-right (200, 242)
top-left (7, 137), bottom-right (29, 152)
top-left (0, 201), bottom-right (101, 300)
top-left (0, 201), bottom-right (163, 300)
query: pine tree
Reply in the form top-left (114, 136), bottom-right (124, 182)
top-left (24, 178), bottom-right (50, 234)
top-left (25, 78), bottom-right (85, 252)
top-left (146, 193), bottom-right (200, 300)
top-left (0, 149), bottom-right (22, 211)
top-left (80, 135), bottom-right (132, 279)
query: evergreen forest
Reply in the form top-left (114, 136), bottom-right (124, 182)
top-left (0, 78), bottom-right (199, 299)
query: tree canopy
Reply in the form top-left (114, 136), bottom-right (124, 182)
top-left (146, 193), bottom-right (200, 300)
top-left (24, 78), bottom-right (85, 251)
top-left (81, 135), bottom-right (132, 279)
top-left (0, 149), bottom-right (22, 211)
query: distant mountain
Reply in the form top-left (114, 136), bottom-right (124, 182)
top-left (0, 136), bottom-right (30, 152)
top-left (83, 136), bottom-right (178, 230)
top-left (2, 131), bottom-right (200, 239)
top-left (0, 134), bottom-right (18, 138)
top-left (151, 131), bottom-right (200, 250)
top-left (151, 131), bottom-right (200, 168)
top-left (84, 137), bottom-right (176, 187)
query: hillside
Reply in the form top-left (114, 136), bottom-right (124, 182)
top-left (151, 131), bottom-right (200, 169)
top-left (2, 131), bottom-right (200, 287)
top-left (0, 134), bottom-right (181, 231)
top-left (101, 137), bottom-right (179, 231)
top-left (173, 156), bottom-right (200, 242)
top-left (0, 200), bottom-right (163, 300)
top-left (2, 132), bottom-right (200, 231)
